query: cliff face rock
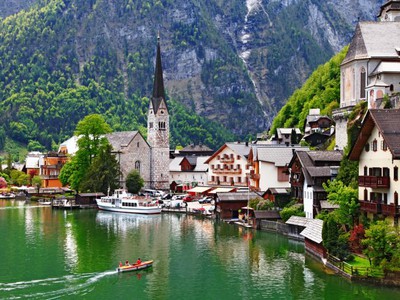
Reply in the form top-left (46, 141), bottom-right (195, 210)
top-left (0, 0), bottom-right (385, 140)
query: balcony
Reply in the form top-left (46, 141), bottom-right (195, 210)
top-left (359, 200), bottom-right (381, 214)
top-left (213, 169), bottom-right (242, 174)
top-left (358, 176), bottom-right (390, 189)
top-left (381, 203), bottom-right (400, 216)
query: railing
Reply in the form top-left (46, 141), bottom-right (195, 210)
top-left (250, 173), bottom-right (260, 180)
top-left (327, 254), bottom-right (384, 278)
top-left (220, 157), bottom-right (234, 163)
top-left (213, 169), bottom-right (242, 174)
top-left (359, 200), bottom-right (381, 214)
top-left (358, 176), bottom-right (390, 188)
top-left (381, 203), bottom-right (400, 216)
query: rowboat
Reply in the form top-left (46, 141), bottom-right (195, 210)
top-left (116, 260), bottom-right (153, 273)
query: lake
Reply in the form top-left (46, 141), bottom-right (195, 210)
top-left (1, 200), bottom-right (399, 299)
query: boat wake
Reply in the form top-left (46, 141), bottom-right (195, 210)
top-left (0, 270), bottom-right (117, 299)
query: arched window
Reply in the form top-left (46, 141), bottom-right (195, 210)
top-left (360, 67), bottom-right (366, 99)
top-left (372, 139), bottom-right (378, 151)
top-left (364, 189), bottom-right (368, 201)
top-left (390, 84), bottom-right (394, 92)
top-left (135, 161), bottom-right (141, 173)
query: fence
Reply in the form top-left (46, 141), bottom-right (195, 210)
top-left (327, 254), bottom-right (384, 278)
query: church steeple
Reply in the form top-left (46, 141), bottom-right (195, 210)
top-left (151, 34), bottom-right (167, 114)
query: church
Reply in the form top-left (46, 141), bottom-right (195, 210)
top-left (333, 0), bottom-right (400, 150)
top-left (59, 36), bottom-right (170, 190)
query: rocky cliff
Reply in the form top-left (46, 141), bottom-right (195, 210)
top-left (0, 0), bottom-right (385, 148)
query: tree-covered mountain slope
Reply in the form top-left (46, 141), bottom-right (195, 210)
top-left (0, 0), bottom-right (383, 152)
top-left (270, 46), bottom-right (348, 133)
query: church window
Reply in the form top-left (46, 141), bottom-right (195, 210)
top-left (159, 122), bottom-right (166, 130)
top-left (372, 139), bottom-right (378, 152)
top-left (390, 84), bottom-right (394, 92)
top-left (360, 67), bottom-right (366, 99)
top-left (382, 140), bottom-right (387, 151)
top-left (149, 122), bottom-right (153, 129)
top-left (160, 110), bottom-right (164, 114)
top-left (135, 161), bottom-right (141, 173)
top-left (137, 142), bottom-right (140, 147)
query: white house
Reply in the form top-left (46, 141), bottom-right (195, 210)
top-left (349, 109), bottom-right (400, 225)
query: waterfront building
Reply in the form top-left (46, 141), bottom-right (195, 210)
top-left (169, 156), bottom-right (209, 191)
top-left (248, 145), bottom-right (308, 192)
top-left (288, 150), bottom-right (342, 219)
top-left (333, 0), bottom-right (400, 150)
top-left (349, 109), bottom-right (400, 225)
top-left (205, 142), bottom-right (251, 188)
top-left (40, 151), bottom-right (68, 188)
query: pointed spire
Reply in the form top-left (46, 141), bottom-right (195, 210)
top-left (151, 33), bottom-right (166, 113)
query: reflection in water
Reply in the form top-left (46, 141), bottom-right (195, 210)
top-left (96, 211), bottom-right (161, 235)
top-left (65, 221), bottom-right (78, 271)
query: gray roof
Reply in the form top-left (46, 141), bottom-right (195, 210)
top-left (218, 192), bottom-right (261, 202)
top-left (320, 200), bottom-right (340, 210)
top-left (294, 150), bottom-right (342, 185)
top-left (300, 219), bottom-right (324, 244)
top-left (226, 143), bottom-right (251, 158)
top-left (256, 146), bottom-right (306, 167)
top-left (254, 210), bottom-right (281, 219)
top-left (193, 156), bottom-right (209, 172)
top-left (286, 216), bottom-right (310, 227)
top-left (105, 131), bottom-right (142, 151)
top-left (266, 187), bottom-right (291, 195)
top-left (170, 157), bottom-right (184, 172)
top-left (343, 22), bottom-right (400, 65)
top-left (180, 144), bottom-right (213, 152)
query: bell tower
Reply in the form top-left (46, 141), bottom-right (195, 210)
top-left (147, 35), bottom-right (170, 190)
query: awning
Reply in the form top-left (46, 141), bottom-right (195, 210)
top-left (187, 186), bottom-right (212, 193)
top-left (209, 187), bottom-right (236, 194)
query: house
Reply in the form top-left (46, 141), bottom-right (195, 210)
top-left (262, 187), bottom-right (291, 208)
top-left (248, 145), bottom-right (308, 191)
top-left (41, 151), bottom-right (69, 188)
top-left (270, 128), bottom-right (302, 145)
top-left (349, 109), bottom-right (400, 225)
top-left (289, 150), bottom-right (342, 219)
top-left (169, 155), bottom-right (209, 191)
top-left (303, 109), bottom-right (335, 147)
top-left (333, 1), bottom-right (400, 150)
top-left (25, 151), bottom-right (43, 178)
top-left (216, 192), bottom-right (262, 220)
top-left (205, 142), bottom-right (251, 187)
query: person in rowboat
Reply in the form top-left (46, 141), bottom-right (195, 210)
top-left (125, 260), bottom-right (130, 266)
top-left (136, 258), bottom-right (141, 265)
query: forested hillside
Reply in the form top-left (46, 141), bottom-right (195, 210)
top-left (0, 0), bottom-right (383, 155)
top-left (270, 47), bottom-right (348, 133)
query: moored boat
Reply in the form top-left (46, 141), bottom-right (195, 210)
top-left (96, 189), bottom-right (161, 214)
top-left (117, 260), bottom-right (153, 273)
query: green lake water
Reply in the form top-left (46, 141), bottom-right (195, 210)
top-left (1, 200), bottom-right (400, 299)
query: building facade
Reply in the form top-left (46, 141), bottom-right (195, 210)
top-left (349, 109), bottom-right (400, 225)
top-left (334, 1), bottom-right (400, 149)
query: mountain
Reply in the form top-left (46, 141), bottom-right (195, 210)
top-left (0, 0), bottom-right (37, 19)
top-left (0, 0), bottom-right (384, 152)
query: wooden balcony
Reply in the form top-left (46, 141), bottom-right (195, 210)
top-left (213, 169), bottom-right (242, 174)
top-left (358, 176), bottom-right (390, 189)
top-left (359, 200), bottom-right (381, 214)
top-left (381, 203), bottom-right (400, 216)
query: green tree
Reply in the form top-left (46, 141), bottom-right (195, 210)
top-left (323, 180), bottom-right (359, 228)
top-left (64, 114), bottom-right (112, 191)
top-left (322, 213), bottom-right (351, 260)
top-left (32, 175), bottom-right (42, 193)
top-left (290, 128), bottom-right (298, 145)
top-left (59, 159), bottom-right (77, 187)
top-left (126, 169), bottom-right (144, 194)
top-left (80, 144), bottom-right (121, 194)
top-left (362, 220), bottom-right (400, 267)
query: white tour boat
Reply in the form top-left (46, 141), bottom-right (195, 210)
top-left (96, 189), bottom-right (162, 214)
